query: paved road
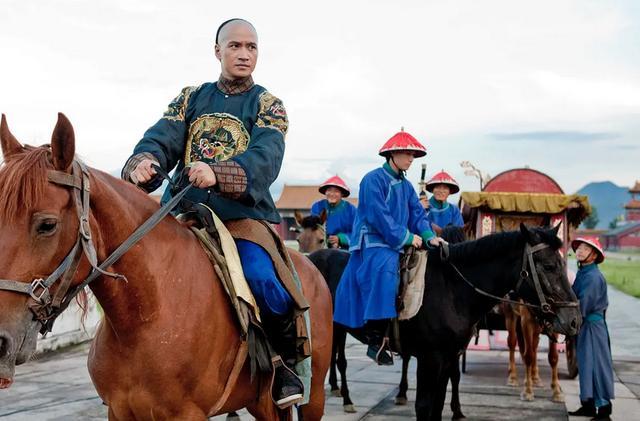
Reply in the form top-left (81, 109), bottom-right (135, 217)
top-left (1, 284), bottom-right (639, 420)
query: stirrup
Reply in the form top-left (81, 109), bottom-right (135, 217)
top-left (367, 337), bottom-right (393, 366)
top-left (270, 356), bottom-right (304, 409)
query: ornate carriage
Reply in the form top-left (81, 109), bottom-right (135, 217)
top-left (458, 167), bottom-right (591, 376)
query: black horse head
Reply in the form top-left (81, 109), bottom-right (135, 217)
top-left (515, 223), bottom-right (582, 337)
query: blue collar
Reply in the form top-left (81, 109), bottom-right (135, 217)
top-left (578, 262), bottom-right (598, 273)
top-left (383, 162), bottom-right (403, 180)
top-left (428, 196), bottom-right (449, 210)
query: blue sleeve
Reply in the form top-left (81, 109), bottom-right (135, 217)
top-left (311, 200), bottom-right (324, 216)
top-left (407, 186), bottom-right (435, 241)
top-left (132, 86), bottom-right (196, 174)
top-left (212, 91), bottom-right (287, 206)
top-left (361, 174), bottom-right (412, 249)
top-left (577, 271), bottom-right (601, 316)
top-left (452, 205), bottom-right (464, 227)
top-left (344, 203), bottom-right (357, 235)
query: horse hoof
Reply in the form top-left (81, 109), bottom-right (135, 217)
top-left (520, 392), bottom-right (534, 402)
top-left (395, 396), bottom-right (408, 405)
top-left (330, 389), bottom-right (342, 397)
top-left (552, 393), bottom-right (565, 403)
top-left (507, 379), bottom-right (518, 387)
top-left (452, 413), bottom-right (466, 420)
top-left (343, 404), bottom-right (357, 413)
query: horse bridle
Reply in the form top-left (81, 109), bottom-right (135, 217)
top-left (0, 160), bottom-right (191, 334)
top-left (444, 242), bottom-right (579, 316)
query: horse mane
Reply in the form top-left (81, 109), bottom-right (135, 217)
top-left (300, 214), bottom-right (324, 230)
top-left (0, 145), bottom-right (53, 224)
top-left (0, 144), bottom-right (89, 319)
top-left (446, 227), bottom-right (562, 264)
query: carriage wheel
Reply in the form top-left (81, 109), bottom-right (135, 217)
top-left (565, 336), bottom-right (578, 379)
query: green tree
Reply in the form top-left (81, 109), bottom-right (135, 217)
top-left (609, 219), bottom-right (618, 229)
top-left (583, 206), bottom-right (599, 229)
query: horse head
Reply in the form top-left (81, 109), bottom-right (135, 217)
top-left (516, 223), bottom-right (582, 337)
top-left (0, 113), bottom-right (84, 388)
top-left (295, 210), bottom-right (326, 253)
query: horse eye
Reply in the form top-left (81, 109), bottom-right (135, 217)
top-left (37, 220), bottom-right (58, 235)
top-left (543, 264), bottom-right (555, 271)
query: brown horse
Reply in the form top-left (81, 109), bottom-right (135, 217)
top-left (503, 303), bottom-right (564, 402)
top-left (0, 114), bottom-right (332, 420)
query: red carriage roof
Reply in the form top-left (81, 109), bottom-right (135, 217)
top-left (483, 168), bottom-right (564, 194)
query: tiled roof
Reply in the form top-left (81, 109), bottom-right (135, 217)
top-left (604, 221), bottom-right (640, 237)
top-left (275, 185), bottom-right (358, 210)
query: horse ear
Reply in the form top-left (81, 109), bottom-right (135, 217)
top-left (551, 221), bottom-right (562, 237)
top-left (50, 113), bottom-right (75, 171)
top-left (294, 210), bottom-right (304, 226)
top-left (519, 223), bottom-right (533, 243)
top-left (319, 209), bottom-right (327, 224)
top-left (1, 114), bottom-right (24, 159)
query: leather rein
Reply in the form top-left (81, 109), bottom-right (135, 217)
top-left (442, 242), bottom-right (579, 316)
top-left (0, 160), bottom-right (192, 334)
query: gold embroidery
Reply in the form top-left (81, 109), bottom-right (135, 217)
top-left (184, 113), bottom-right (250, 164)
top-left (255, 91), bottom-right (288, 137)
top-left (162, 86), bottom-right (198, 122)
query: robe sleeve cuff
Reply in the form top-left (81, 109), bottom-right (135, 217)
top-left (420, 230), bottom-right (436, 243)
top-left (404, 232), bottom-right (414, 247)
top-left (337, 233), bottom-right (350, 247)
top-left (210, 160), bottom-right (248, 200)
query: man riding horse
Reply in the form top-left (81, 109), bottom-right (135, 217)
top-left (121, 18), bottom-right (306, 408)
top-left (333, 129), bottom-right (445, 365)
top-left (311, 175), bottom-right (356, 249)
top-left (424, 170), bottom-right (464, 235)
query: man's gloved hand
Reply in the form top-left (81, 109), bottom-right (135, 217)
top-left (429, 237), bottom-right (448, 248)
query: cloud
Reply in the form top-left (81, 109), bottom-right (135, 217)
top-left (490, 131), bottom-right (620, 142)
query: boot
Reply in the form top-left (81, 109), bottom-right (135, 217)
top-left (266, 314), bottom-right (304, 409)
top-left (591, 402), bottom-right (612, 420)
top-left (365, 319), bottom-right (393, 366)
top-left (568, 399), bottom-right (596, 417)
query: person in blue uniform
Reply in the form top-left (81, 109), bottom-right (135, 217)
top-left (424, 170), bottom-right (463, 235)
top-left (311, 175), bottom-right (356, 249)
top-left (121, 18), bottom-right (304, 408)
top-left (333, 129), bottom-right (444, 365)
top-left (568, 236), bottom-right (614, 420)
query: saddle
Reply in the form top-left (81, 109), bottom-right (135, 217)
top-left (397, 247), bottom-right (429, 321)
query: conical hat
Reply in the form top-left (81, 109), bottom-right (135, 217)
top-left (426, 170), bottom-right (460, 194)
top-left (571, 236), bottom-right (605, 264)
top-left (319, 175), bottom-right (350, 197)
top-left (379, 129), bottom-right (427, 157)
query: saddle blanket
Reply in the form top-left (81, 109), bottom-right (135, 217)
top-left (398, 249), bottom-right (428, 321)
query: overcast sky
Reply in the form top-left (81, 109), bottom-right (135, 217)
top-left (1, 0), bottom-right (638, 199)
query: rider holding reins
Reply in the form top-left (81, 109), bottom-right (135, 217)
top-left (311, 176), bottom-right (356, 250)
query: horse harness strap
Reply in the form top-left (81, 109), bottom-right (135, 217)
top-left (0, 160), bottom-right (192, 334)
top-left (445, 242), bottom-right (578, 315)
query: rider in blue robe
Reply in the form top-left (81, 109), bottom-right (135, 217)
top-left (424, 170), bottom-right (463, 233)
top-left (569, 237), bottom-right (614, 420)
top-left (311, 175), bottom-right (356, 249)
top-left (334, 129), bottom-right (442, 365)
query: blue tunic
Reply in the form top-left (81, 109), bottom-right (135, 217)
top-left (426, 196), bottom-right (463, 229)
top-left (572, 263), bottom-right (615, 406)
top-left (311, 199), bottom-right (357, 248)
top-left (333, 163), bottom-right (435, 328)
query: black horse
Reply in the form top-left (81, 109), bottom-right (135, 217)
top-left (399, 224), bottom-right (581, 420)
top-left (307, 225), bottom-right (467, 415)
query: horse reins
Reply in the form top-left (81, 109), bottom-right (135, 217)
top-left (0, 160), bottom-right (192, 334)
top-left (441, 242), bottom-right (579, 316)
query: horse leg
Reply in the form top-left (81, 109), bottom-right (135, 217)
top-left (450, 354), bottom-right (465, 420)
top-left (548, 334), bottom-right (564, 403)
top-left (504, 307), bottom-right (519, 387)
top-left (335, 325), bottom-right (355, 413)
top-left (531, 329), bottom-right (543, 387)
top-left (329, 328), bottom-right (340, 396)
top-left (395, 353), bottom-right (411, 405)
top-left (226, 411), bottom-right (240, 420)
top-left (415, 353), bottom-right (444, 421)
top-left (520, 309), bottom-right (535, 401)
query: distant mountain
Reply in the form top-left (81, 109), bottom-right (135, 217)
top-left (576, 181), bottom-right (629, 229)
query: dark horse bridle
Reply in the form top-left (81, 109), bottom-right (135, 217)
top-left (443, 242), bottom-right (579, 317)
top-left (0, 160), bottom-right (191, 334)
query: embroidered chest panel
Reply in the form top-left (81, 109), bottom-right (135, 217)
top-left (184, 113), bottom-right (250, 164)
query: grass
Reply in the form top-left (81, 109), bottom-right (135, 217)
top-left (599, 259), bottom-right (640, 298)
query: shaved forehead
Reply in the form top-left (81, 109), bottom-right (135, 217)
top-left (216, 19), bottom-right (258, 45)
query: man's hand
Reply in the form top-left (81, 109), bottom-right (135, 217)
top-left (411, 234), bottom-right (423, 248)
top-left (429, 237), bottom-right (448, 247)
top-left (328, 235), bottom-right (339, 248)
top-left (130, 158), bottom-right (159, 185)
top-left (188, 161), bottom-right (217, 189)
